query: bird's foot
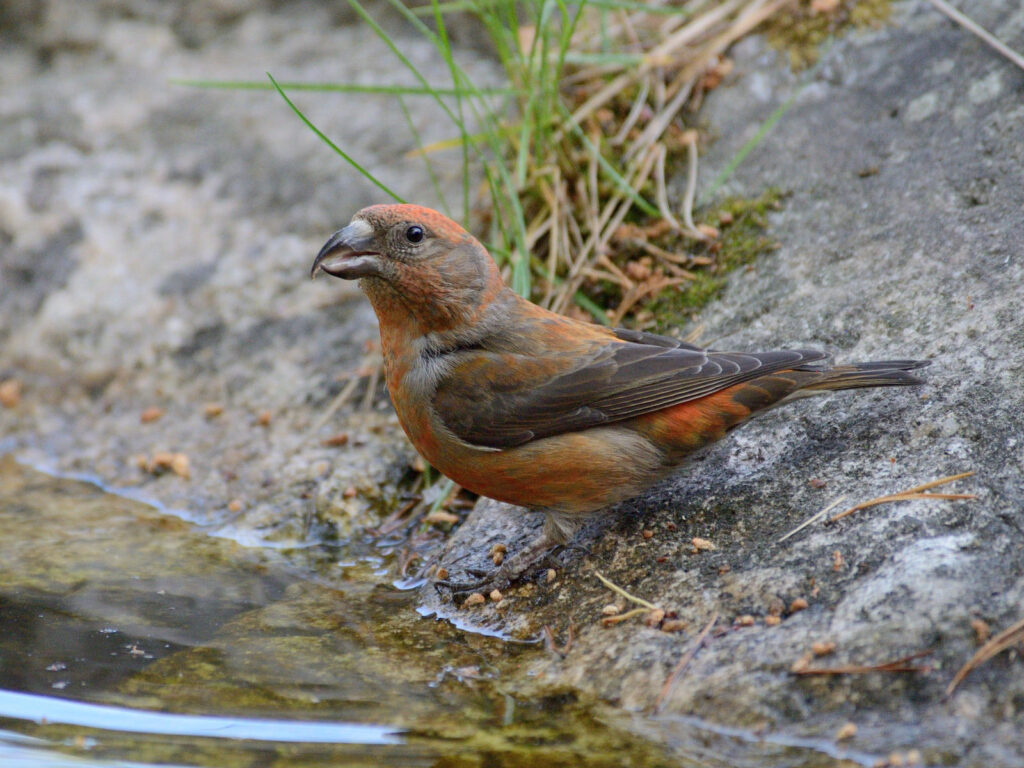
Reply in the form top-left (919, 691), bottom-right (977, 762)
top-left (434, 534), bottom-right (559, 603)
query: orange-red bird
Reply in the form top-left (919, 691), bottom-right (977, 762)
top-left (312, 204), bottom-right (927, 591)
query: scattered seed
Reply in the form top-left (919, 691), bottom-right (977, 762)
top-left (227, 499), bottom-right (243, 513)
top-left (646, 608), bottom-right (666, 627)
top-left (410, 455), bottom-right (427, 473)
top-left (435, 568), bottom-right (449, 581)
top-left (463, 593), bottom-right (485, 607)
top-left (691, 537), bottom-right (715, 552)
top-left (736, 615), bottom-right (755, 627)
top-left (791, 652), bottom-right (814, 673)
top-left (718, 564), bottom-right (731, 574)
top-left (424, 510), bottom-right (459, 525)
top-left (764, 615), bottom-right (781, 627)
top-left (546, 568), bottom-right (556, 583)
top-left (970, 618), bottom-right (991, 645)
top-left (835, 722), bottom-right (857, 741)
top-left (601, 604), bottom-right (621, 616)
top-left (203, 402), bottom-right (224, 418)
top-left (140, 407), bottom-right (164, 423)
top-left (661, 619), bottom-right (686, 633)
top-left (789, 598), bottom-right (809, 613)
top-left (642, 529), bottom-right (654, 539)
top-left (808, 477), bottom-right (827, 489)
top-left (256, 410), bottom-right (272, 427)
top-left (812, 641), bottom-right (837, 657)
top-left (489, 543), bottom-right (507, 566)
top-left (0, 379), bottom-right (22, 408)
top-left (343, 486), bottom-right (357, 498)
top-left (170, 453), bottom-right (190, 479)
top-left (321, 432), bottom-right (349, 447)
top-left (489, 589), bottom-right (503, 602)
top-left (833, 550), bottom-right (845, 571)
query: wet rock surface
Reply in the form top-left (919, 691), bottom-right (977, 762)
top-left (2, 0), bottom-right (1022, 765)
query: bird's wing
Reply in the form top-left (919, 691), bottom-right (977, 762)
top-left (433, 340), bottom-right (826, 449)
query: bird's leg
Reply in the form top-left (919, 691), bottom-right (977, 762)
top-left (436, 510), bottom-right (586, 602)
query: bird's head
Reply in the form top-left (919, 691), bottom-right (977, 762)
top-left (312, 204), bottom-right (505, 333)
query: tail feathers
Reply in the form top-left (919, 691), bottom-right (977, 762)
top-left (799, 359), bottom-right (930, 392)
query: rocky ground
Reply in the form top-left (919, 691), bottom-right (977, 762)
top-left (2, 1), bottom-right (1023, 765)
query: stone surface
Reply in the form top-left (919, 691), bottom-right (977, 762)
top-left (2, 0), bottom-right (1023, 765)
top-left (0, 0), bottom-right (499, 539)
top-left (420, 2), bottom-right (1024, 765)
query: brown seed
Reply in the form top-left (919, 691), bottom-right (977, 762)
top-left (545, 568), bottom-right (557, 583)
top-left (256, 410), bottom-right (272, 427)
top-left (435, 568), bottom-right (449, 581)
top-left (835, 722), bottom-right (857, 741)
top-left (203, 402), bottom-right (224, 418)
top-left (661, 619), bottom-right (686, 633)
top-left (343, 486), bottom-right (357, 498)
top-left (645, 609), bottom-right (666, 627)
top-left (970, 618), bottom-right (991, 645)
top-left (811, 640), bottom-right (837, 657)
top-left (808, 477), bottom-right (827, 489)
top-left (601, 604), bottom-right (621, 616)
top-left (790, 651), bottom-right (814, 673)
top-left (169, 453), bottom-right (190, 479)
top-left (463, 593), bottom-right (485, 607)
top-left (227, 499), bottom-right (243, 513)
top-left (321, 432), bottom-right (349, 447)
top-left (736, 614), bottom-right (755, 627)
top-left (764, 615), bottom-right (781, 627)
top-left (0, 379), bottom-right (22, 408)
top-left (691, 537), bottom-right (715, 551)
top-left (424, 510), bottom-right (459, 525)
top-left (789, 598), bottom-right (809, 613)
top-left (718, 564), bottom-right (731, 574)
top-left (832, 550), bottom-right (845, 571)
top-left (642, 529), bottom-right (654, 539)
top-left (140, 406), bottom-right (164, 423)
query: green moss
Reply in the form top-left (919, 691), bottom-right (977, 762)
top-left (647, 187), bottom-right (785, 330)
top-left (763, 0), bottom-right (892, 70)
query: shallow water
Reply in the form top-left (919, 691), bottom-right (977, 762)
top-left (0, 457), bottom-right (868, 767)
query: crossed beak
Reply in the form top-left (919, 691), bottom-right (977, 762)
top-left (310, 219), bottom-right (380, 279)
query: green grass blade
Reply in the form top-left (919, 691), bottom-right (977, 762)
top-left (172, 78), bottom-right (515, 96)
top-left (396, 94), bottom-right (450, 216)
top-left (557, 101), bottom-right (659, 218)
top-left (267, 73), bottom-right (405, 203)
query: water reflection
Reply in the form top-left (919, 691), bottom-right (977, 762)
top-left (0, 457), bottom-right (865, 768)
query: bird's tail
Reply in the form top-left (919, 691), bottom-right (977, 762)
top-left (796, 359), bottom-right (930, 392)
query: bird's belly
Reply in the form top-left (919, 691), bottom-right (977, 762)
top-left (420, 424), bottom-right (668, 514)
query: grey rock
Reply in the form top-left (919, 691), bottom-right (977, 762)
top-left (419, 2), bottom-right (1024, 764)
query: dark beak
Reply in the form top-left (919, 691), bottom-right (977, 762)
top-left (311, 220), bottom-right (380, 279)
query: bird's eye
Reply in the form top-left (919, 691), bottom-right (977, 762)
top-left (405, 225), bottom-right (424, 244)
